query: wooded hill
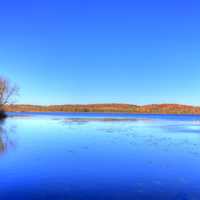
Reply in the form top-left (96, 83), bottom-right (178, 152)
top-left (4, 104), bottom-right (200, 115)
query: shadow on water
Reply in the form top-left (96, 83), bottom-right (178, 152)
top-left (0, 109), bottom-right (7, 120)
top-left (0, 119), bottom-right (15, 155)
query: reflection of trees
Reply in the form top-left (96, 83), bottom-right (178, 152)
top-left (0, 120), bottom-right (15, 155)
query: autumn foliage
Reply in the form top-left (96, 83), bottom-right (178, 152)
top-left (4, 103), bottom-right (200, 115)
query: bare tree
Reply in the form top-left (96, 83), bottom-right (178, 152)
top-left (0, 77), bottom-right (19, 107)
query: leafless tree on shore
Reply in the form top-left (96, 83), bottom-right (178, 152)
top-left (0, 76), bottom-right (19, 107)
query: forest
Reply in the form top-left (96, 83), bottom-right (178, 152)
top-left (4, 103), bottom-right (200, 115)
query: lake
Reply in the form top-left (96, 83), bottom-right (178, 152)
top-left (0, 112), bottom-right (200, 199)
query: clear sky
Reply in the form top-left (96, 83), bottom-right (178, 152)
top-left (0, 0), bottom-right (200, 105)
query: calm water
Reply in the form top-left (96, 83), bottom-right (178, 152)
top-left (0, 112), bottom-right (200, 199)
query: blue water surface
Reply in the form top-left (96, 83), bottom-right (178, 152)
top-left (0, 112), bottom-right (200, 199)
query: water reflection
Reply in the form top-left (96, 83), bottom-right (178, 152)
top-left (1, 114), bottom-right (200, 199)
top-left (0, 120), bottom-right (15, 155)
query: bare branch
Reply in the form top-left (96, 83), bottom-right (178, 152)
top-left (0, 77), bottom-right (19, 107)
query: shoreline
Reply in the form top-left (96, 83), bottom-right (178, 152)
top-left (6, 110), bottom-right (200, 116)
top-left (4, 103), bottom-right (200, 115)
top-left (0, 110), bottom-right (7, 120)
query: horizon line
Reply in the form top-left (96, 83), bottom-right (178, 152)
top-left (8, 103), bottom-right (200, 107)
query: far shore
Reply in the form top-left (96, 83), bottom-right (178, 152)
top-left (3, 103), bottom-right (200, 115)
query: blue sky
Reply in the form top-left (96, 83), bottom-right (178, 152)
top-left (0, 0), bottom-right (200, 105)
